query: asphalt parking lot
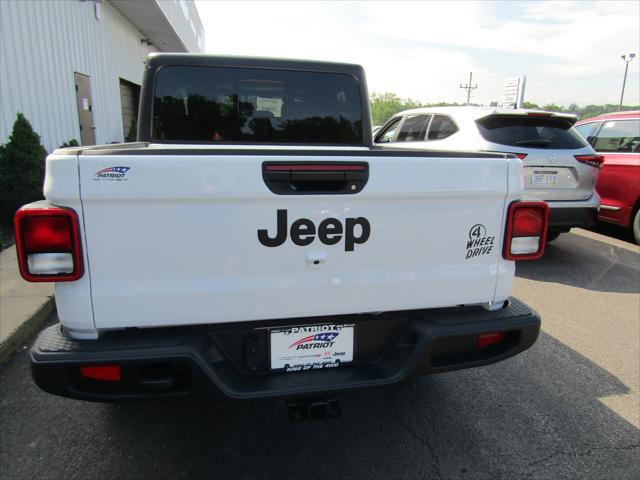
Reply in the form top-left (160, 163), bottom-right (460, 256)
top-left (1, 228), bottom-right (638, 480)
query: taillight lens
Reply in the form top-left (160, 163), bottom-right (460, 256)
top-left (512, 208), bottom-right (545, 236)
top-left (511, 153), bottom-right (528, 160)
top-left (503, 201), bottom-right (549, 261)
top-left (574, 154), bottom-right (604, 168)
top-left (14, 206), bottom-right (83, 282)
top-left (23, 216), bottom-right (73, 252)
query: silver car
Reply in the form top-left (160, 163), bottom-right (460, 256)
top-left (374, 107), bottom-right (602, 241)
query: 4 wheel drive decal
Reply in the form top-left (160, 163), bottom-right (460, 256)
top-left (466, 223), bottom-right (496, 259)
top-left (258, 209), bottom-right (370, 251)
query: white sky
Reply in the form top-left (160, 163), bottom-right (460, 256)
top-left (194, 0), bottom-right (640, 107)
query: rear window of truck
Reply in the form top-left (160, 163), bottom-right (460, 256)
top-left (152, 66), bottom-right (363, 145)
top-left (476, 115), bottom-right (588, 149)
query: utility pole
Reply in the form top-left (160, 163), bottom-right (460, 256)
top-left (619, 53), bottom-right (636, 111)
top-left (459, 72), bottom-right (478, 105)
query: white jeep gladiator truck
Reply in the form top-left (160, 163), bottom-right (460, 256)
top-left (16, 54), bottom-right (547, 406)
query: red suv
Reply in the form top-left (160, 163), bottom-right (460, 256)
top-left (575, 111), bottom-right (640, 243)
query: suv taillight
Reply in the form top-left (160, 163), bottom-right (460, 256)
top-left (503, 201), bottom-right (549, 261)
top-left (574, 154), bottom-right (604, 168)
top-left (14, 206), bottom-right (83, 282)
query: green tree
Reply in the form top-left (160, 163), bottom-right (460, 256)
top-left (59, 139), bottom-right (79, 148)
top-left (530, 103), bottom-right (638, 120)
top-left (370, 93), bottom-right (466, 126)
top-left (542, 103), bottom-right (563, 112)
top-left (567, 103), bottom-right (580, 113)
top-left (0, 113), bottom-right (47, 224)
top-left (371, 92), bottom-right (639, 124)
top-left (370, 92), bottom-right (406, 126)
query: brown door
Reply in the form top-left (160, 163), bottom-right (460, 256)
top-left (74, 72), bottom-right (96, 145)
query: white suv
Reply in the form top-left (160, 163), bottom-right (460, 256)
top-left (375, 107), bottom-right (602, 241)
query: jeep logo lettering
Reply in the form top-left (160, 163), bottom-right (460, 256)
top-left (257, 209), bottom-right (370, 251)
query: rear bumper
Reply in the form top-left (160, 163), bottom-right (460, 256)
top-left (547, 195), bottom-right (600, 230)
top-left (31, 298), bottom-right (540, 402)
top-left (548, 207), bottom-right (598, 230)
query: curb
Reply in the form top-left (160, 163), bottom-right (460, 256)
top-left (0, 297), bottom-right (55, 364)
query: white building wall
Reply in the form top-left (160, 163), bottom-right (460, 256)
top-left (159, 0), bottom-right (204, 53)
top-left (0, 0), bottom-right (157, 151)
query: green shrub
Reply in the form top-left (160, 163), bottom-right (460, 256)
top-left (59, 139), bottom-right (79, 148)
top-left (0, 113), bottom-right (47, 224)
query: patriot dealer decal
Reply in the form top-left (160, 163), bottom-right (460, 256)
top-left (270, 324), bottom-right (354, 372)
top-left (94, 166), bottom-right (130, 181)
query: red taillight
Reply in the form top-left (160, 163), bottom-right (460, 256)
top-left (512, 153), bottom-right (528, 160)
top-left (14, 206), bottom-right (83, 282)
top-left (477, 332), bottom-right (506, 349)
top-left (80, 365), bottom-right (121, 381)
top-left (503, 201), bottom-right (549, 261)
top-left (23, 216), bottom-right (73, 252)
top-left (574, 154), bottom-right (604, 169)
top-left (512, 208), bottom-right (545, 237)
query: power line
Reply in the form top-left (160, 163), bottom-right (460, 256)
top-left (460, 72), bottom-right (478, 105)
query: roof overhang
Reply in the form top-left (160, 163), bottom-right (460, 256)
top-left (110, 0), bottom-right (187, 52)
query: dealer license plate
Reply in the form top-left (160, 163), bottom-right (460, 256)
top-left (270, 323), bottom-right (354, 372)
top-left (531, 171), bottom-right (558, 185)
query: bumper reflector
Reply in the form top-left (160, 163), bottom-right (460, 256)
top-left (477, 332), bottom-right (506, 350)
top-left (80, 365), bottom-right (121, 381)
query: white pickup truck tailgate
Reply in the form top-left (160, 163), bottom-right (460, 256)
top-left (77, 148), bottom-right (518, 330)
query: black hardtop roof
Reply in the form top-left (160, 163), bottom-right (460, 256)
top-left (146, 53), bottom-right (366, 77)
top-left (138, 53), bottom-right (372, 145)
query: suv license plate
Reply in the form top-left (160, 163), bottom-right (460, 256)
top-left (532, 171), bottom-right (558, 185)
top-left (270, 324), bottom-right (354, 372)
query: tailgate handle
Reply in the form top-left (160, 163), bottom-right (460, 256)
top-left (262, 162), bottom-right (369, 195)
